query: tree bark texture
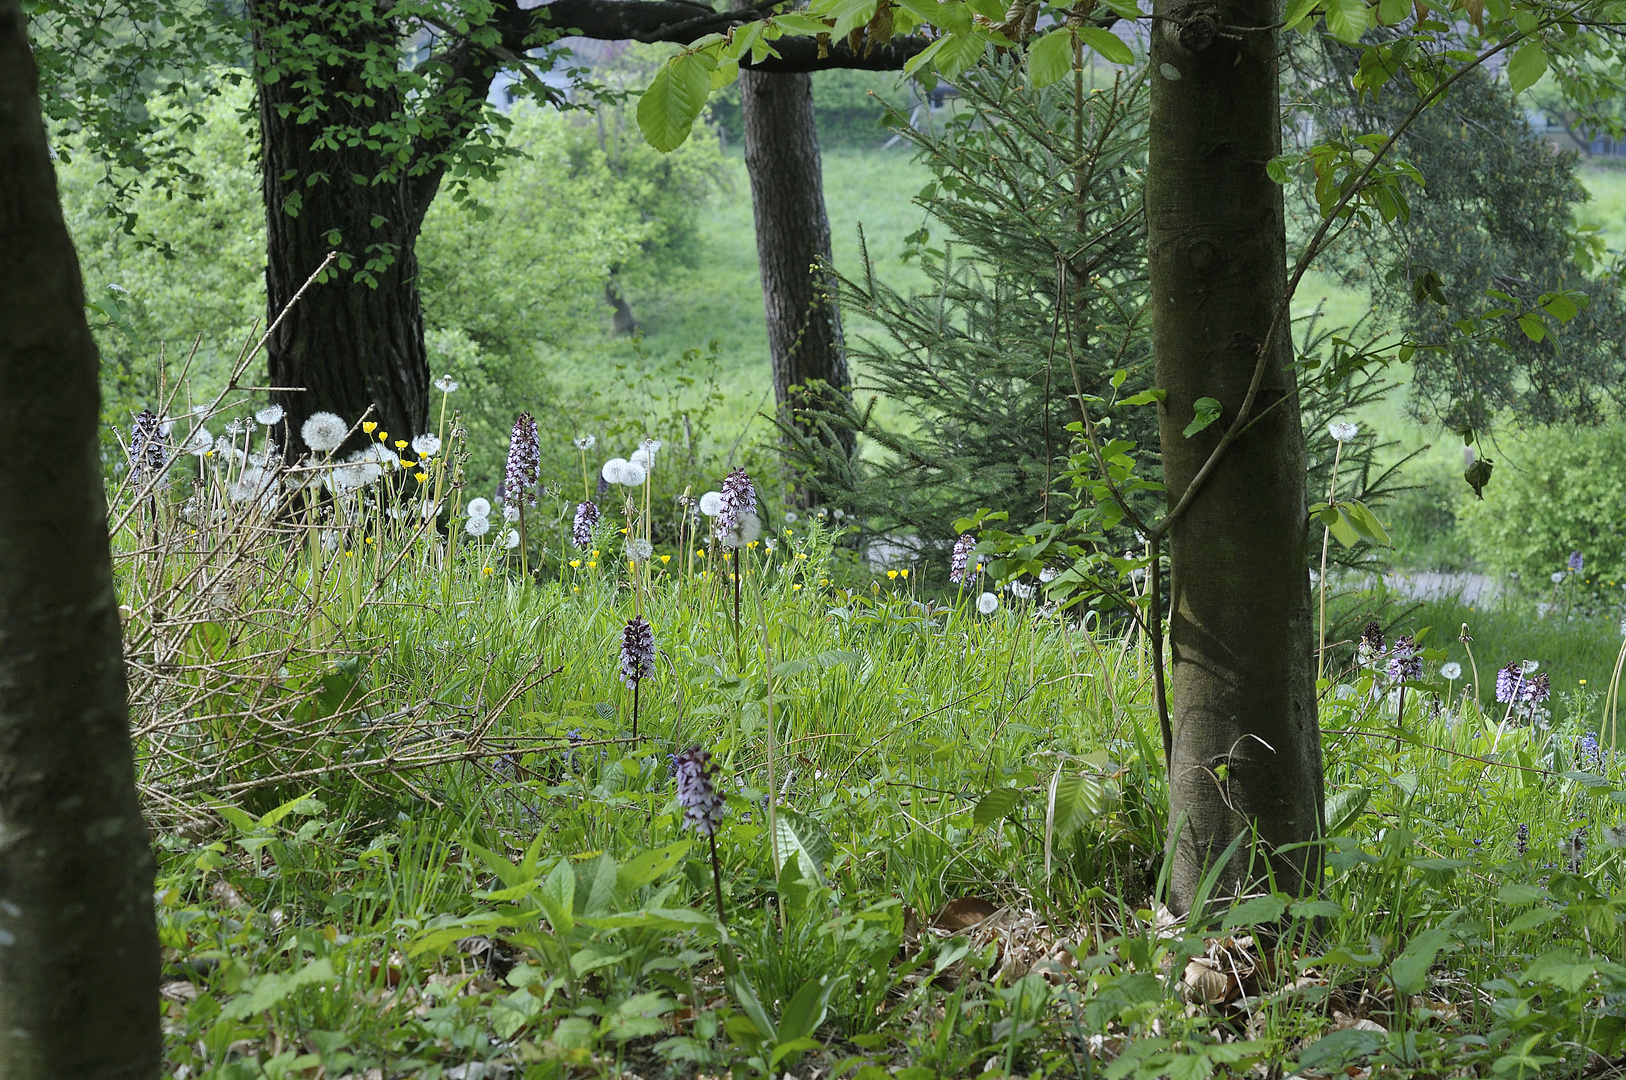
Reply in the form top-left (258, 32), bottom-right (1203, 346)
top-left (0, 2), bottom-right (162, 1074)
top-left (738, 67), bottom-right (857, 480)
top-left (1147, 0), bottom-right (1323, 911)
top-left (252, 2), bottom-right (436, 458)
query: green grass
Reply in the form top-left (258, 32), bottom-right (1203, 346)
top-left (126, 433), bottom-right (1626, 1080)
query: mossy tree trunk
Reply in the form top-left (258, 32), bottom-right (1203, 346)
top-left (1147, 0), bottom-right (1324, 911)
top-left (0, 1), bottom-right (162, 1073)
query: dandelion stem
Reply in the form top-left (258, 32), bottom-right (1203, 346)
top-left (1316, 439), bottom-right (1344, 683)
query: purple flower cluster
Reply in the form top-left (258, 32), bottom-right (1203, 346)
top-left (1515, 823), bottom-right (1529, 855)
top-left (950, 534), bottom-right (976, 585)
top-left (716, 466), bottom-right (756, 535)
top-left (1569, 550), bottom-right (1585, 573)
top-left (572, 500), bottom-right (600, 549)
top-left (504, 413), bottom-right (540, 508)
top-left (1495, 663), bottom-right (1550, 704)
top-left (129, 409), bottom-right (169, 482)
top-left (1386, 634), bottom-right (1422, 683)
top-left (1578, 732), bottom-right (1603, 773)
top-left (619, 616), bottom-right (656, 688)
top-left (1357, 621), bottom-right (1384, 667)
top-left (673, 746), bottom-right (726, 836)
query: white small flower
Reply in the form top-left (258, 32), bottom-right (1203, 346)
top-left (503, 504), bottom-right (520, 523)
top-left (435, 374), bottom-right (460, 393)
top-left (300, 411), bottom-right (347, 453)
top-left (465, 515), bottom-right (491, 537)
top-left (784, 510), bottom-right (798, 524)
top-left (412, 433), bottom-right (441, 458)
top-left (1441, 662), bottom-right (1462, 680)
top-left (977, 592), bottom-right (999, 615)
top-left (699, 491), bottom-right (723, 516)
top-left (627, 538), bottom-right (654, 562)
top-left (466, 497), bottom-right (491, 519)
top-left (620, 461), bottom-right (647, 487)
top-left (1328, 421), bottom-right (1359, 443)
top-left (503, 529), bottom-right (521, 549)
top-left (573, 434), bottom-right (597, 451)
top-left (602, 458), bottom-right (631, 484)
top-left (255, 405), bottom-right (286, 427)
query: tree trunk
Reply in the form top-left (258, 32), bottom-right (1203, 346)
top-left (738, 66), bottom-right (856, 492)
top-left (0, 2), bottom-right (162, 1074)
top-left (252, 2), bottom-right (434, 458)
top-left (1147, 0), bottom-right (1323, 911)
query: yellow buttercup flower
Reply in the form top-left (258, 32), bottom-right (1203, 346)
top-left (569, 559), bottom-right (581, 568)
top-left (587, 560), bottom-right (597, 569)
top-left (482, 566), bottom-right (493, 575)
top-left (887, 570), bottom-right (898, 580)
top-left (900, 568), bottom-right (910, 579)
top-left (792, 583), bottom-right (803, 591)
top-left (363, 421), bottom-right (378, 433)
top-left (415, 472), bottom-right (428, 483)
top-left (695, 549), bottom-right (705, 559)
top-left (591, 549), bottom-right (600, 557)
top-left (660, 554), bottom-right (671, 564)
top-left (377, 430), bottom-right (388, 442)
top-left (394, 439), bottom-right (408, 450)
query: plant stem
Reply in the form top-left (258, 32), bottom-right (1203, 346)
top-left (707, 831), bottom-right (727, 925)
top-left (1317, 439), bottom-right (1344, 683)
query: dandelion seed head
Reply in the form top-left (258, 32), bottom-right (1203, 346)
top-left (255, 405), bottom-right (285, 427)
top-left (465, 515), bottom-right (491, 537)
top-left (412, 434), bottom-right (441, 458)
top-left (573, 434), bottom-right (597, 451)
top-left (602, 458), bottom-right (630, 485)
top-left (699, 491), bottom-right (724, 517)
top-left (627, 537), bottom-right (654, 562)
top-left (1328, 420), bottom-right (1359, 443)
top-left (1441, 661), bottom-right (1462, 680)
top-left (977, 592), bottom-right (999, 615)
top-left (466, 497), bottom-right (491, 520)
top-left (502, 529), bottom-right (521, 550)
top-left (620, 461), bottom-right (648, 487)
top-left (434, 374), bottom-right (459, 393)
top-left (300, 411), bottom-right (347, 453)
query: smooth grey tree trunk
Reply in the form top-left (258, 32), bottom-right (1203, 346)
top-left (1147, 0), bottom-right (1324, 911)
top-left (0, 1), bottom-right (162, 1074)
top-left (738, 66), bottom-right (857, 492)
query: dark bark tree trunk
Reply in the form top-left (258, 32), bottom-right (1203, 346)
top-left (738, 66), bottom-right (856, 493)
top-left (1147, 0), bottom-right (1323, 911)
top-left (0, 2), bottom-right (162, 1073)
top-left (251, 2), bottom-right (439, 458)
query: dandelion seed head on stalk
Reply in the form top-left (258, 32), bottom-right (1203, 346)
top-left (502, 502), bottom-right (520, 523)
top-left (977, 592), bottom-right (999, 615)
top-left (602, 458), bottom-right (630, 485)
top-left (1522, 659), bottom-right (1541, 675)
top-left (573, 500), bottom-right (600, 549)
top-left (129, 409), bottom-right (169, 481)
top-left (412, 434), bottom-right (441, 458)
top-left (255, 404), bottom-right (285, 427)
top-left (620, 461), bottom-right (648, 487)
top-left (699, 491), bottom-right (723, 517)
top-left (950, 534), bottom-right (976, 584)
top-left (1551, 571), bottom-right (1567, 584)
top-left (640, 437), bottom-right (662, 456)
top-left (627, 537), bottom-right (653, 562)
top-left (672, 746), bottom-right (725, 836)
top-left (184, 426), bottom-right (213, 456)
top-left (573, 433), bottom-right (596, 451)
top-left (1328, 420), bottom-right (1359, 443)
top-left (229, 466), bottom-right (280, 510)
top-left (301, 412), bottom-right (347, 453)
top-left (1441, 661), bottom-right (1462, 680)
top-left (435, 373), bottom-right (459, 393)
top-left (505, 413), bottom-right (541, 507)
top-left (630, 447), bottom-right (653, 471)
top-left (466, 497), bottom-right (492, 520)
top-left (465, 515), bottom-right (490, 537)
top-left (502, 529), bottom-right (520, 550)
top-left (620, 616), bottom-right (657, 688)
top-left (1009, 581), bottom-right (1036, 601)
top-left (718, 511), bottom-right (761, 550)
top-left (716, 467), bottom-right (756, 534)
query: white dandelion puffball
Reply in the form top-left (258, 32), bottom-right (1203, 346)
top-left (784, 510), bottom-right (798, 524)
top-left (1551, 571), bottom-right (1566, 584)
top-left (719, 511), bottom-right (763, 550)
top-left (301, 411), bottom-right (347, 453)
top-left (1039, 566), bottom-right (1058, 582)
top-left (502, 503), bottom-right (520, 523)
top-left (602, 458), bottom-right (631, 484)
top-left (630, 447), bottom-right (654, 471)
top-left (977, 592), bottom-right (1000, 615)
top-left (502, 529), bottom-right (521, 550)
top-left (699, 491), bottom-right (723, 516)
top-left (1328, 420), bottom-right (1359, 443)
top-left (255, 404), bottom-right (285, 427)
top-left (1010, 581), bottom-right (1036, 600)
top-left (573, 434), bottom-right (596, 451)
top-left (466, 497), bottom-right (491, 520)
top-left (465, 515), bottom-right (491, 537)
top-left (1441, 662), bottom-right (1462, 680)
top-left (627, 538), bottom-right (654, 562)
top-left (412, 433), bottom-right (441, 457)
top-left (435, 373), bottom-right (459, 393)
top-left (640, 437), bottom-right (662, 455)
top-left (620, 461), bottom-right (647, 487)
top-left (362, 443), bottom-right (399, 469)
top-left (1522, 659), bottom-right (1540, 673)
top-left (184, 427), bottom-right (213, 456)
top-left (229, 466), bottom-right (280, 510)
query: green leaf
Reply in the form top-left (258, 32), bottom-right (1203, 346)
top-left (1299, 1027), bottom-right (1386, 1070)
top-left (1516, 311), bottom-right (1546, 342)
top-left (1324, 0), bottom-right (1371, 42)
top-left (636, 53), bottom-right (716, 153)
top-left (1077, 25), bottom-right (1134, 65)
top-left (1504, 907), bottom-right (1562, 934)
top-left (779, 974), bottom-right (844, 1043)
top-left (930, 31), bottom-right (990, 78)
top-left (1390, 925), bottom-right (1454, 995)
top-left (1120, 388), bottom-right (1166, 406)
top-left (1343, 501), bottom-right (1391, 546)
top-left (222, 958), bottom-right (335, 1020)
top-left (580, 907), bottom-right (721, 934)
top-left (973, 787), bottom-right (1024, 828)
top-left (770, 1037), bottom-right (823, 1068)
top-left (539, 858), bottom-right (575, 935)
top-left (1182, 396), bottom-right (1222, 437)
top-left (822, 0), bottom-right (879, 38)
top-left (1377, 0), bottom-right (1410, 23)
top-left (256, 794), bottom-right (324, 830)
top-left (1222, 894), bottom-right (1287, 929)
top-left (617, 841), bottom-right (691, 895)
top-left (730, 972), bottom-right (778, 1041)
top-left (1027, 29), bottom-right (1074, 89)
top-left (772, 808), bottom-right (834, 886)
top-left (1525, 949), bottom-right (1597, 992)
top-left (1497, 883), bottom-right (1549, 906)
top-left (1506, 40), bottom-right (1547, 95)
top-left (1324, 785), bottom-right (1371, 835)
